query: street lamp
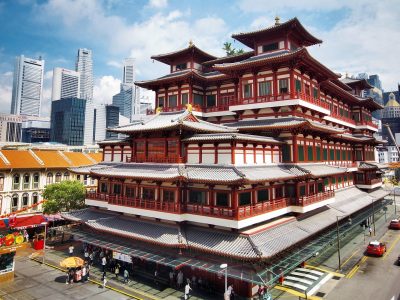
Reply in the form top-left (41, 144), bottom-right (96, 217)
top-left (41, 221), bottom-right (47, 265)
top-left (220, 263), bottom-right (228, 295)
top-left (336, 216), bottom-right (352, 271)
top-left (394, 187), bottom-right (398, 216)
top-left (372, 199), bottom-right (376, 236)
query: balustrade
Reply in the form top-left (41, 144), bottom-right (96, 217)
top-left (296, 190), bottom-right (335, 206)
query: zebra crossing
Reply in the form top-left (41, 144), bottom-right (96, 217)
top-left (282, 267), bottom-right (331, 296)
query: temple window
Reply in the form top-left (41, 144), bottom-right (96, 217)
top-left (206, 95), bottom-right (216, 107)
top-left (282, 144), bottom-right (291, 162)
top-left (193, 94), bottom-right (203, 106)
top-left (285, 185), bottom-right (295, 198)
top-left (176, 62), bottom-right (187, 71)
top-left (298, 145), bottom-right (304, 161)
top-left (148, 141), bottom-right (164, 157)
top-left (243, 83), bottom-right (253, 98)
top-left (329, 149), bottom-right (335, 161)
top-left (113, 184), bottom-right (122, 195)
top-left (355, 150), bottom-right (362, 161)
top-left (316, 146), bottom-right (321, 161)
top-left (275, 186), bottom-right (283, 199)
top-left (168, 140), bottom-right (178, 156)
top-left (262, 42), bottom-right (279, 52)
top-left (188, 190), bottom-right (207, 205)
top-left (313, 87), bottom-right (318, 98)
top-left (181, 93), bottom-right (189, 105)
top-left (239, 192), bottom-right (251, 206)
top-left (299, 185), bottom-right (306, 197)
top-left (142, 188), bottom-right (155, 200)
top-left (64, 172), bottom-right (70, 180)
top-left (168, 95), bottom-right (177, 107)
top-left (336, 149), bottom-right (341, 161)
top-left (257, 189), bottom-right (269, 202)
top-left (295, 79), bottom-right (302, 92)
top-left (279, 79), bottom-right (288, 94)
top-left (46, 173), bottom-right (53, 185)
top-left (317, 182), bottom-right (324, 192)
top-left (158, 96), bottom-right (165, 107)
top-left (23, 173), bottom-right (30, 189)
top-left (307, 146), bottom-right (313, 161)
top-left (163, 190), bottom-right (175, 202)
top-left (323, 148), bottom-right (328, 160)
top-left (305, 84), bottom-right (310, 96)
top-left (100, 182), bottom-right (108, 193)
top-left (55, 172), bottom-right (62, 183)
top-left (259, 81), bottom-right (272, 96)
top-left (216, 192), bottom-right (229, 206)
top-left (125, 186), bottom-right (135, 198)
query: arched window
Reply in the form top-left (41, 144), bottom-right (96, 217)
top-left (46, 173), bottom-right (53, 185)
top-left (33, 173), bottom-right (40, 189)
top-left (11, 194), bottom-right (18, 212)
top-left (55, 172), bottom-right (62, 183)
top-left (23, 173), bottom-right (30, 189)
top-left (84, 175), bottom-right (88, 185)
top-left (0, 173), bottom-right (4, 191)
top-left (64, 172), bottom-right (70, 180)
top-left (32, 193), bottom-right (39, 210)
top-left (22, 193), bottom-right (29, 207)
top-left (13, 174), bottom-right (20, 190)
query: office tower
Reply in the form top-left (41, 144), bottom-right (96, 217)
top-left (50, 98), bottom-right (86, 145)
top-left (51, 67), bottom-right (80, 101)
top-left (83, 103), bottom-right (119, 144)
top-left (10, 55), bottom-right (44, 116)
top-left (75, 48), bottom-right (93, 101)
top-left (123, 58), bottom-right (135, 85)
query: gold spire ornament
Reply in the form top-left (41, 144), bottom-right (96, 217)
top-left (156, 106), bottom-right (163, 114)
top-left (189, 40), bottom-right (194, 47)
top-left (186, 103), bottom-right (193, 112)
top-left (275, 16), bottom-right (280, 25)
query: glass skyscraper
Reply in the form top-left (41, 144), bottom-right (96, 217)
top-left (50, 97), bottom-right (86, 145)
top-left (75, 48), bottom-right (93, 102)
top-left (11, 55), bottom-right (44, 116)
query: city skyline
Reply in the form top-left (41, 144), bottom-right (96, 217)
top-left (0, 0), bottom-right (399, 117)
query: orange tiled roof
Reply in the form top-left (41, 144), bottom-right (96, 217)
top-left (32, 150), bottom-right (71, 168)
top-left (0, 150), bottom-right (43, 169)
top-left (87, 152), bottom-right (103, 163)
top-left (63, 152), bottom-right (94, 166)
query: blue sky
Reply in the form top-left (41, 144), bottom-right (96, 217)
top-left (0, 0), bottom-right (399, 116)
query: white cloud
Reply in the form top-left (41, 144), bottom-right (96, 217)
top-left (93, 75), bottom-right (121, 105)
top-left (148, 0), bottom-right (168, 9)
top-left (250, 17), bottom-right (271, 29)
top-left (107, 60), bottom-right (122, 69)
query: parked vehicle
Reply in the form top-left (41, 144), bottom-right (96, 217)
top-left (389, 219), bottom-right (400, 230)
top-left (366, 240), bottom-right (386, 256)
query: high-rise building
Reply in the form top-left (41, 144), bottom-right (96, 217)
top-left (75, 48), bottom-right (93, 102)
top-left (11, 55), bottom-right (44, 116)
top-left (123, 58), bottom-right (135, 85)
top-left (51, 67), bottom-right (80, 101)
top-left (83, 103), bottom-right (120, 145)
top-left (50, 98), bottom-right (86, 145)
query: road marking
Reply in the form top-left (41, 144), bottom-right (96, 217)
top-left (346, 256), bottom-right (368, 279)
top-left (274, 285), bottom-right (322, 300)
top-left (340, 249), bottom-right (359, 269)
top-left (383, 233), bottom-right (400, 260)
top-left (306, 265), bottom-right (344, 277)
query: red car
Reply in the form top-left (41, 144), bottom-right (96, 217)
top-left (389, 219), bottom-right (400, 230)
top-left (366, 240), bottom-right (386, 256)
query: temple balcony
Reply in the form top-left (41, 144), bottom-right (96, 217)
top-left (126, 155), bottom-right (184, 164)
top-left (85, 190), bottom-right (335, 229)
top-left (355, 120), bottom-right (378, 131)
top-left (355, 177), bottom-right (383, 189)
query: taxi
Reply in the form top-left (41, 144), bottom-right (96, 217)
top-left (366, 240), bottom-right (386, 256)
top-left (389, 219), bottom-right (400, 230)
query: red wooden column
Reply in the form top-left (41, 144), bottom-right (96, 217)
top-left (130, 141), bottom-right (135, 162)
top-left (177, 85), bottom-right (182, 108)
top-left (164, 89), bottom-right (168, 108)
top-left (189, 82), bottom-right (193, 104)
top-left (208, 185), bottom-right (215, 207)
top-left (234, 80), bottom-right (239, 105)
top-left (136, 180), bottom-right (141, 200)
top-left (216, 84), bottom-right (221, 108)
top-left (253, 72), bottom-right (258, 101)
top-left (120, 147), bottom-right (124, 162)
top-left (199, 143), bottom-right (203, 164)
top-left (232, 186), bottom-right (239, 220)
top-left (214, 143), bottom-right (218, 164)
top-left (238, 77), bottom-right (243, 103)
top-left (273, 69), bottom-right (278, 99)
top-left (243, 143), bottom-right (247, 164)
top-left (312, 138), bottom-right (316, 162)
top-left (231, 141), bottom-right (236, 164)
top-left (177, 182), bottom-right (182, 213)
top-left (262, 145), bottom-right (266, 163)
top-left (156, 182), bottom-right (161, 208)
top-left (253, 144), bottom-right (257, 164)
top-left (292, 135), bottom-right (298, 163)
top-left (290, 68), bottom-right (295, 98)
top-left (111, 145), bottom-right (115, 162)
top-left (144, 137), bottom-right (148, 160)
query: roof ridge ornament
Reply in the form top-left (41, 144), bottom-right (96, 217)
top-left (275, 16), bottom-right (280, 26)
top-left (189, 39), bottom-right (194, 48)
top-left (186, 103), bottom-right (193, 112)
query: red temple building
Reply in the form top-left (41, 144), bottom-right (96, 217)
top-left (65, 18), bottom-right (388, 298)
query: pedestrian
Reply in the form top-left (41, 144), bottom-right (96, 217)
top-left (87, 263), bottom-right (90, 280)
top-left (184, 282), bottom-right (192, 300)
top-left (177, 270), bottom-right (184, 288)
top-left (169, 269), bottom-right (175, 287)
top-left (69, 268), bottom-right (74, 284)
top-left (228, 284), bottom-right (235, 300)
top-left (154, 269), bottom-right (159, 286)
top-left (68, 245), bottom-right (74, 257)
top-left (101, 256), bottom-right (107, 273)
top-left (65, 269), bottom-right (70, 285)
top-left (102, 273), bottom-right (107, 288)
top-left (123, 268), bottom-right (129, 284)
top-left (257, 285), bottom-right (264, 300)
top-left (89, 251), bottom-right (93, 266)
top-left (23, 230), bottom-right (29, 242)
top-left (84, 250), bottom-right (89, 262)
top-left (191, 274), bottom-right (197, 287)
top-left (115, 262), bottom-right (120, 280)
top-left (82, 265), bottom-right (87, 282)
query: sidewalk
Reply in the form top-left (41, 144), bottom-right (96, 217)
top-left (36, 243), bottom-right (217, 300)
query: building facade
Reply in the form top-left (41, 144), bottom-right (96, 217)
top-left (10, 55), bottom-right (44, 117)
top-left (0, 149), bottom-right (101, 215)
top-left (21, 119), bottom-right (51, 143)
top-left (66, 18), bottom-right (387, 298)
top-left (75, 49), bottom-right (93, 102)
top-left (50, 98), bottom-right (86, 145)
top-left (51, 67), bottom-right (80, 101)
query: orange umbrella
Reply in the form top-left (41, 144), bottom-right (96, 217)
top-left (60, 257), bottom-right (85, 268)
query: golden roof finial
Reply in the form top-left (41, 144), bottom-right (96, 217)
top-left (345, 72), bottom-right (349, 78)
top-left (186, 103), bottom-right (193, 112)
top-left (275, 16), bottom-right (280, 26)
top-left (189, 39), bottom-right (194, 47)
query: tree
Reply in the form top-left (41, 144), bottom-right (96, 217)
top-left (42, 180), bottom-right (86, 214)
top-left (222, 42), bottom-right (244, 56)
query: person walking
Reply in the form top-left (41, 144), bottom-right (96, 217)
top-left (177, 270), bottom-right (184, 288)
top-left (89, 251), bottom-right (94, 266)
top-left (169, 269), bottom-right (175, 287)
top-left (102, 272), bottom-right (107, 288)
top-left (101, 256), bottom-right (107, 273)
top-left (123, 268), bottom-right (129, 284)
top-left (82, 265), bottom-right (87, 282)
top-left (369, 226), bottom-right (373, 236)
top-left (184, 282), bottom-right (192, 300)
top-left (68, 245), bottom-right (74, 257)
top-left (115, 262), bottom-right (120, 280)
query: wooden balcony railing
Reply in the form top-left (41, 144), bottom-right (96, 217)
top-left (296, 190), bottom-right (335, 206)
top-left (237, 197), bottom-right (289, 219)
top-left (355, 178), bottom-right (382, 185)
top-left (126, 155), bottom-right (183, 163)
top-left (329, 111), bottom-right (356, 125)
top-left (355, 120), bottom-right (378, 129)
